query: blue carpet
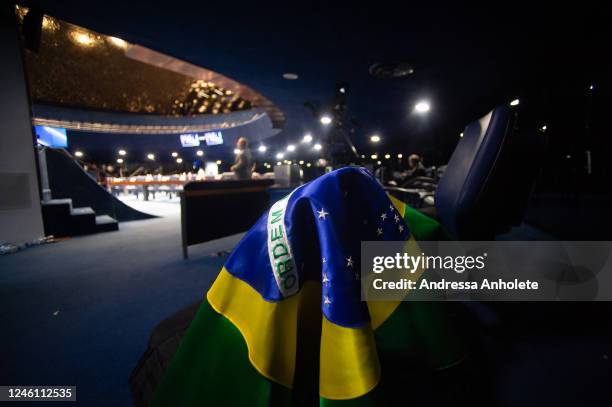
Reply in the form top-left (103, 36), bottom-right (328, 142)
top-left (0, 214), bottom-right (243, 406)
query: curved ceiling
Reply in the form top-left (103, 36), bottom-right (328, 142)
top-left (16, 6), bottom-right (284, 128)
top-left (16, 1), bottom-right (609, 162)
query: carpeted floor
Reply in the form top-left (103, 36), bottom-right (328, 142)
top-left (2, 202), bottom-right (612, 406)
top-left (0, 210), bottom-right (243, 406)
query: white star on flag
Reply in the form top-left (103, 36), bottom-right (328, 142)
top-left (376, 228), bottom-right (383, 236)
top-left (389, 204), bottom-right (395, 211)
top-left (381, 212), bottom-right (387, 220)
top-left (317, 208), bottom-right (329, 220)
top-left (324, 296), bottom-right (332, 306)
top-left (322, 257), bottom-right (326, 263)
top-left (354, 272), bottom-right (360, 280)
top-left (394, 214), bottom-right (400, 223)
top-left (346, 256), bottom-right (354, 267)
top-left (398, 225), bottom-right (404, 233)
top-left (322, 273), bottom-right (330, 285)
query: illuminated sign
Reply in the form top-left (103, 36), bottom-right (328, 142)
top-left (179, 131), bottom-right (224, 147)
top-left (202, 131), bottom-right (223, 146)
top-left (179, 133), bottom-right (200, 147)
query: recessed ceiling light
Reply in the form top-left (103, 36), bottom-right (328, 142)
top-left (282, 73), bottom-right (299, 80)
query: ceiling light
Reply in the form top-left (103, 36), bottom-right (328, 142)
top-left (377, 161), bottom-right (382, 165)
top-left (302, 134), bottom-right (313, 143)
top-left (277, 161), bottom-right (282, 166)
top-left (116, 158), bottom-right (123, 164)
top-left (258, 145), bottom-right (267, 152)
top-left (339, 87), bottom-right (346, 93)
top-left (397, 153), bottom-right (403, 158)
top-left (216, 160), bottom-right (222, 165)
top-left (176, 158), bottom-right (183, 163)
top-left (313, 143), bottom-right (322, 151)
top-left (320, 115), bottom-right (332, 125)
top-left (306, 163), bottom-right (311, 167)
top-left (299, 160), bottom-right (304, 165)
top-left (460, 132), bottom-right (464, 138)
top-left (286, 144), bottom-right (296, 152)
top-left (276, 152), bottom-right (284, 159)
top-left (109, 36), bottom-right (127, 49)
top-left (171, 152), bottom-right (178, 157)
top-left (147, 153), bottom-right (155, 160)
top-left (384, 154), bottom-right (390, 159)
top-left (74, 151), bottom-right (84, 158)
top-left (370, 135), bottom-right (381, 143)
top-left (282, 73), bottom-right (299, 80)
top-left (414, 101), bottom-right (431, 113)
top-left (118, 149), bottom-right (127, 156)
top-left (371, 154), bottom-right (378, 160)
top-left (509, 99), bottom-right (520, 106)
top-left (72, 31), bottom-right (95, 46)
top-left (196, 150), bottom-right (204, 157)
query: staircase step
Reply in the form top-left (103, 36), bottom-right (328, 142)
top-left (70, 206), bottom-right (96, 235)
top-left (42, 198), bottom-right (73, 209)
top-left (95, 215), bottom-right (119, 232)
top-left (41, 199), bottom-right (74, 237)
top-left (70, 207), bottom-right (95, 216)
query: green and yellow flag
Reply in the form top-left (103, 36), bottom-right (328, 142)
top-left (153, 168), bottom-right (464, 406)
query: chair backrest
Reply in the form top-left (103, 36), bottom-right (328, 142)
top-left (435, 105), bottom-right (540, 239)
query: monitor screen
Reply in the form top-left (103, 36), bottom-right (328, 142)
top-left (179, 133), bottom-right (201, 147)
top-left (202, 131), bottom-right (223, 146)
top-left (35, 125), bottom-right (68, 147)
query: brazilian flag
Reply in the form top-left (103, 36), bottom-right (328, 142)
top-left (152, 167), bottom-right (465, 406)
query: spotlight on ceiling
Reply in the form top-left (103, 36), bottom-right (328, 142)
top-left (286, 144), bottom-right (296, 152)
top-left (109, 36), bottom-right (127, 49)
top-left (118, 149), bottom-right (127, 156)
top-left (384, 154), bottom-right (391, 159)
top-left (147, 153), bottom-right (155, 160)
top-left (276, 152), bottom-right (284, 159)
top-left (196, 150), bottom-right (204, 157)
top-left (320, 115), bottom-right (332, 125)
top-left (282, 73), bottom-right (299, 80)
top-left (116, 158), bottom-right (124, 164)
top-left (258, 145), bottom-right (267, 152)
top-left (397, 153), bottom-right (403, 159)
top-left (302, 134), bottom-right (313, 143)
top-left (589, 84), bottom-right (594, 91)
top-left (414, 101), bottom-right (431, 114)
top-left (339, 87), bottom-right (346, 94)
top-left (540, 125), bottom-right (547, 132)
top-left (74, 151), bottom-right (84, 158)
top-left (460, 132), bottom-right (464, 138)
top-left (171, 152), bottom-right (178, 158)
top-left (370, 135), bottom-right (381, 143)
top-left (371, 154), bottom-right (378, 160)
top-left (216, 160), bottom-right (222, 165)
top-left (313, 143), bottom-right (322, 151)
top-left (509, 99), bottom-right (520, 106)
top-left (72, 31), bottom-right (95, 46)
top-left (176, 158), bottom-right (183, 163)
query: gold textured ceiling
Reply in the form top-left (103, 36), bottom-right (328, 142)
top-left (15, 5), bottom-right (275, 119)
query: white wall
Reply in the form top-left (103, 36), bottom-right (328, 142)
top-left (0, 6), bottom-right (44, 244)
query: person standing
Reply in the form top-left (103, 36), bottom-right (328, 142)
top-left (230, 137), bottom-right (255, 180)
